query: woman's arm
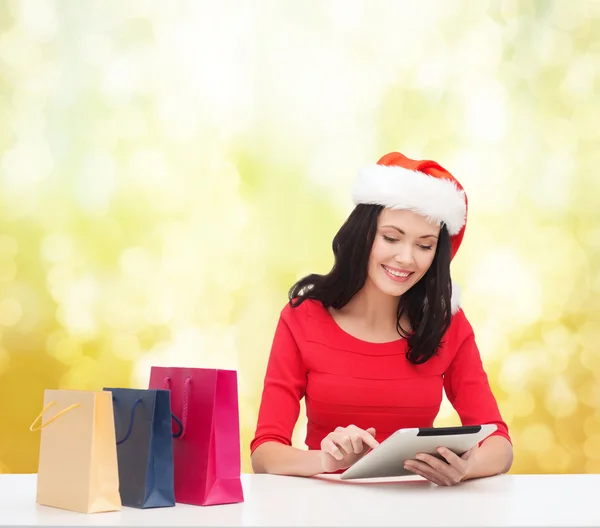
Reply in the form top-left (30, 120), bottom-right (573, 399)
top-left (250, 307), bottom-right (310, 474)
top-left (403, 435), bottom-right (513, 486)
top-left (251, 442), bottom-right (324, 477)
top-left (463, 435), bottom-right (513, 480)
top-left (404, 313), bottom-right (514, 485)
top-left (252, 425), bottom-right (380, 477)
top-left (443, 317), bottom-right (514, 473)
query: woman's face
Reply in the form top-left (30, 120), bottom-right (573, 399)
top-left (367, 208), bottom-right (441, 297)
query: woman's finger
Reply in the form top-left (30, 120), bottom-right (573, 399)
top-left (359, 430), bottom-right (380, 450)
top-left (411, 455), bottom-right (463, 484)
top-left (322, 439), bottom-right (344, 460)
top-left (436, 447), bottom-right (463, 466)
top-left (349, 435), bottom-right (364, 454)
top-left (404, 461), bottom-right (446, 486)
top-left (415, 452), bottom-right (465, 480)
top-left (334, 434), bottom-right (354, 455)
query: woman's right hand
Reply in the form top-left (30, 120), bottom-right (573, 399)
top-left (319, 425), bottom-right (379, 473)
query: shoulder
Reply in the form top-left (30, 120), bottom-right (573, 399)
top-left (280, 298), bottom-right (327, 328)
top-left (278, 298), bottom-right (333, 346)
top-left (444, 307), bottom-right (475, 346)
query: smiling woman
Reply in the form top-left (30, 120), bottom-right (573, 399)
top-left (250, 152), bottom-right (513, 485)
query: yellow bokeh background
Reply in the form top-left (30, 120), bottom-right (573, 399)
top-left (1, 0), bottom-right (599, 475)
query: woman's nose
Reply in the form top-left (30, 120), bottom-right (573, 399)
top-left (394, 245), bottom-right (414, 265)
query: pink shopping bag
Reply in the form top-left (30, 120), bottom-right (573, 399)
top-left (148, 367), bottom-right (244, 506)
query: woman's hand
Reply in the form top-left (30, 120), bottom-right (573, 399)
top-left (403, 445), bottom-right (477, 486)
top-left (319, 425), bottom-right (379, 473)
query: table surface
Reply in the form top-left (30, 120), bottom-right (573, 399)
top-left (2, 472), bottom-right (600, 527)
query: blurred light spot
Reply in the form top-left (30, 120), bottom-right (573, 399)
top-left (101, 56), bottom-right (138, 107)
top-left (48, 337), bottom-right (82, 365)
top-left (75, 151), bottom-right (116, 215)
top-left (577, 382), bottom-right (600, 409)
top-left (545, 377), bottom-right (578, 418)
top-left (534, 28), bottom-right (573, 66)
top-left (145, 289), bottom-right (173, 325)
top-left (0, 260), bottom-right (17, 283)
top-left (552, 0), bottom-right (587, 31)
top-left (468, 321), bottom-right (509, 361)
top-left (112, 334), bottom-right (141, 361)
top-left (128, 149), bottom-right (170, 188)
top-left (576, 321), bottom-right (600, 350)
top-left (500, 0), bottom-right (531, 21)
top-left (530, 151), bottom-right (574, 211)
top-left (469, 249), bottom-right (541, 327)
top-left (113, 109), bottom-right (146, 142)
top-left (56, 277), bottom-right (99, 338)
top-left (579, 347), bottom-right (600, 374)
top-left (499, 353), bottom-right (532, 390)
top-left (157, 95), bottom-right (200, 142)
top-left (11, 0), bottom-right (58, 42)
top-left (119, 247), bottom-right (154, 278)
top-left (60, 357), bottom-right (98, 390)
top-left (584, 414), bottom-right (600, 437)
top-left (124, 0), bottom-right (153, 18)
top-left (80, 32), bottom-right (114, 70)
top-left (1, 141), bottom-right (54, 191)
top-left (41, 233), bottom-right (74, 264)
top-left (46, 265), bottom-right (76, 302)
top-left (511, 391), bottom-right (535, 417)
top-left (521, 423), bottom-right (555, 453)
top-left (561, 57), bottom-right (597, 101)
top-left (0, 235), bottom-right (18, 257)
top-left (465, 80), bottom-right (508, 143)
top-left (0, 28), bottom-right (41, 72)
top-left (0, 346), bottom-right (9, 376)
top-left (538, 445), bottom-right (572, 472)
top-left (541, 324), bottom-right (577, 374)
top-left (583, 435), bottom-right (600, 460)
top-left (585, 459), bottom-right (600, 473)
top-left (0, 298), bottom-right (22, 327)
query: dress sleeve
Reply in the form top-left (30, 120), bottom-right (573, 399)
top-left (250, 308), bottom-right (308, 454)
top-left (443, 317), bottom-right (511, 444)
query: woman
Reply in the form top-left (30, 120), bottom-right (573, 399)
top-left (250, 152), bottom-right (513, 486)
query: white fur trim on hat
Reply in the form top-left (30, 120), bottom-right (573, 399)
top-left (352, 164), bottom-right (467, 236)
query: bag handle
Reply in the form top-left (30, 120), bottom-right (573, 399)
top-left (112, 397), bottom-right (143, 445)
top-left (112, 396), bottom-right (183, 443)
top-left (29, 402), bottom-right (80, 432)
top-left (164, 376), bottom-right (192, 439)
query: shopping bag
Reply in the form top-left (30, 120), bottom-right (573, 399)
top-left (30, 389), bottom-right (121, 513)
top-left (103, 388), bottom-right (176, 509)
top-left (148, 367), bottom-right (244, 506)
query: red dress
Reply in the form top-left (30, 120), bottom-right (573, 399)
top-left (250, 299), bottom-right (510, 454)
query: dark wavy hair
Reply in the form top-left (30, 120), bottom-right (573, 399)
top-left (288, 204), bottom-right (453, 364)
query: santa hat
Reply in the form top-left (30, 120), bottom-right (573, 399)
top-left (352, 152), bottom-right (467, 312)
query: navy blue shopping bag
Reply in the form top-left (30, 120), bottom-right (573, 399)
top-left (103, 388), bottom-right (179, 509)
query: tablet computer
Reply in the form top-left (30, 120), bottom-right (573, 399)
top-left (340, 424), bottom-right (497, 480)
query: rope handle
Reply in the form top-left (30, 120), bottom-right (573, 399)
top-left (113, 397), bottom-right (143, 445)
top-left (113, 396), bottom-right (184, 443)
top-left (164, 376), bottom-right (192, 439)
top-left (171, 413), bottom-right (183, 438)
top-left (29, 402), bottom-right (80, 432)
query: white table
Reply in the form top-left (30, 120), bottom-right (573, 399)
top-left (1, 473), bottom-right (599, 527)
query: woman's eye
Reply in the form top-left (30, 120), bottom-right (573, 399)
top-left (383, 236), bottom-right (397, 243)
top-left (418, 245), bottom-right (433, 251)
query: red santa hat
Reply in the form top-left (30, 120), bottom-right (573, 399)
top-left (352, 152), bottom-right (468, 260)
top-left (352, 152), bottom-right (467, 313)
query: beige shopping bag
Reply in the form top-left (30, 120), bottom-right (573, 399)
top-left (30, 389), bottom-right (122, 513)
